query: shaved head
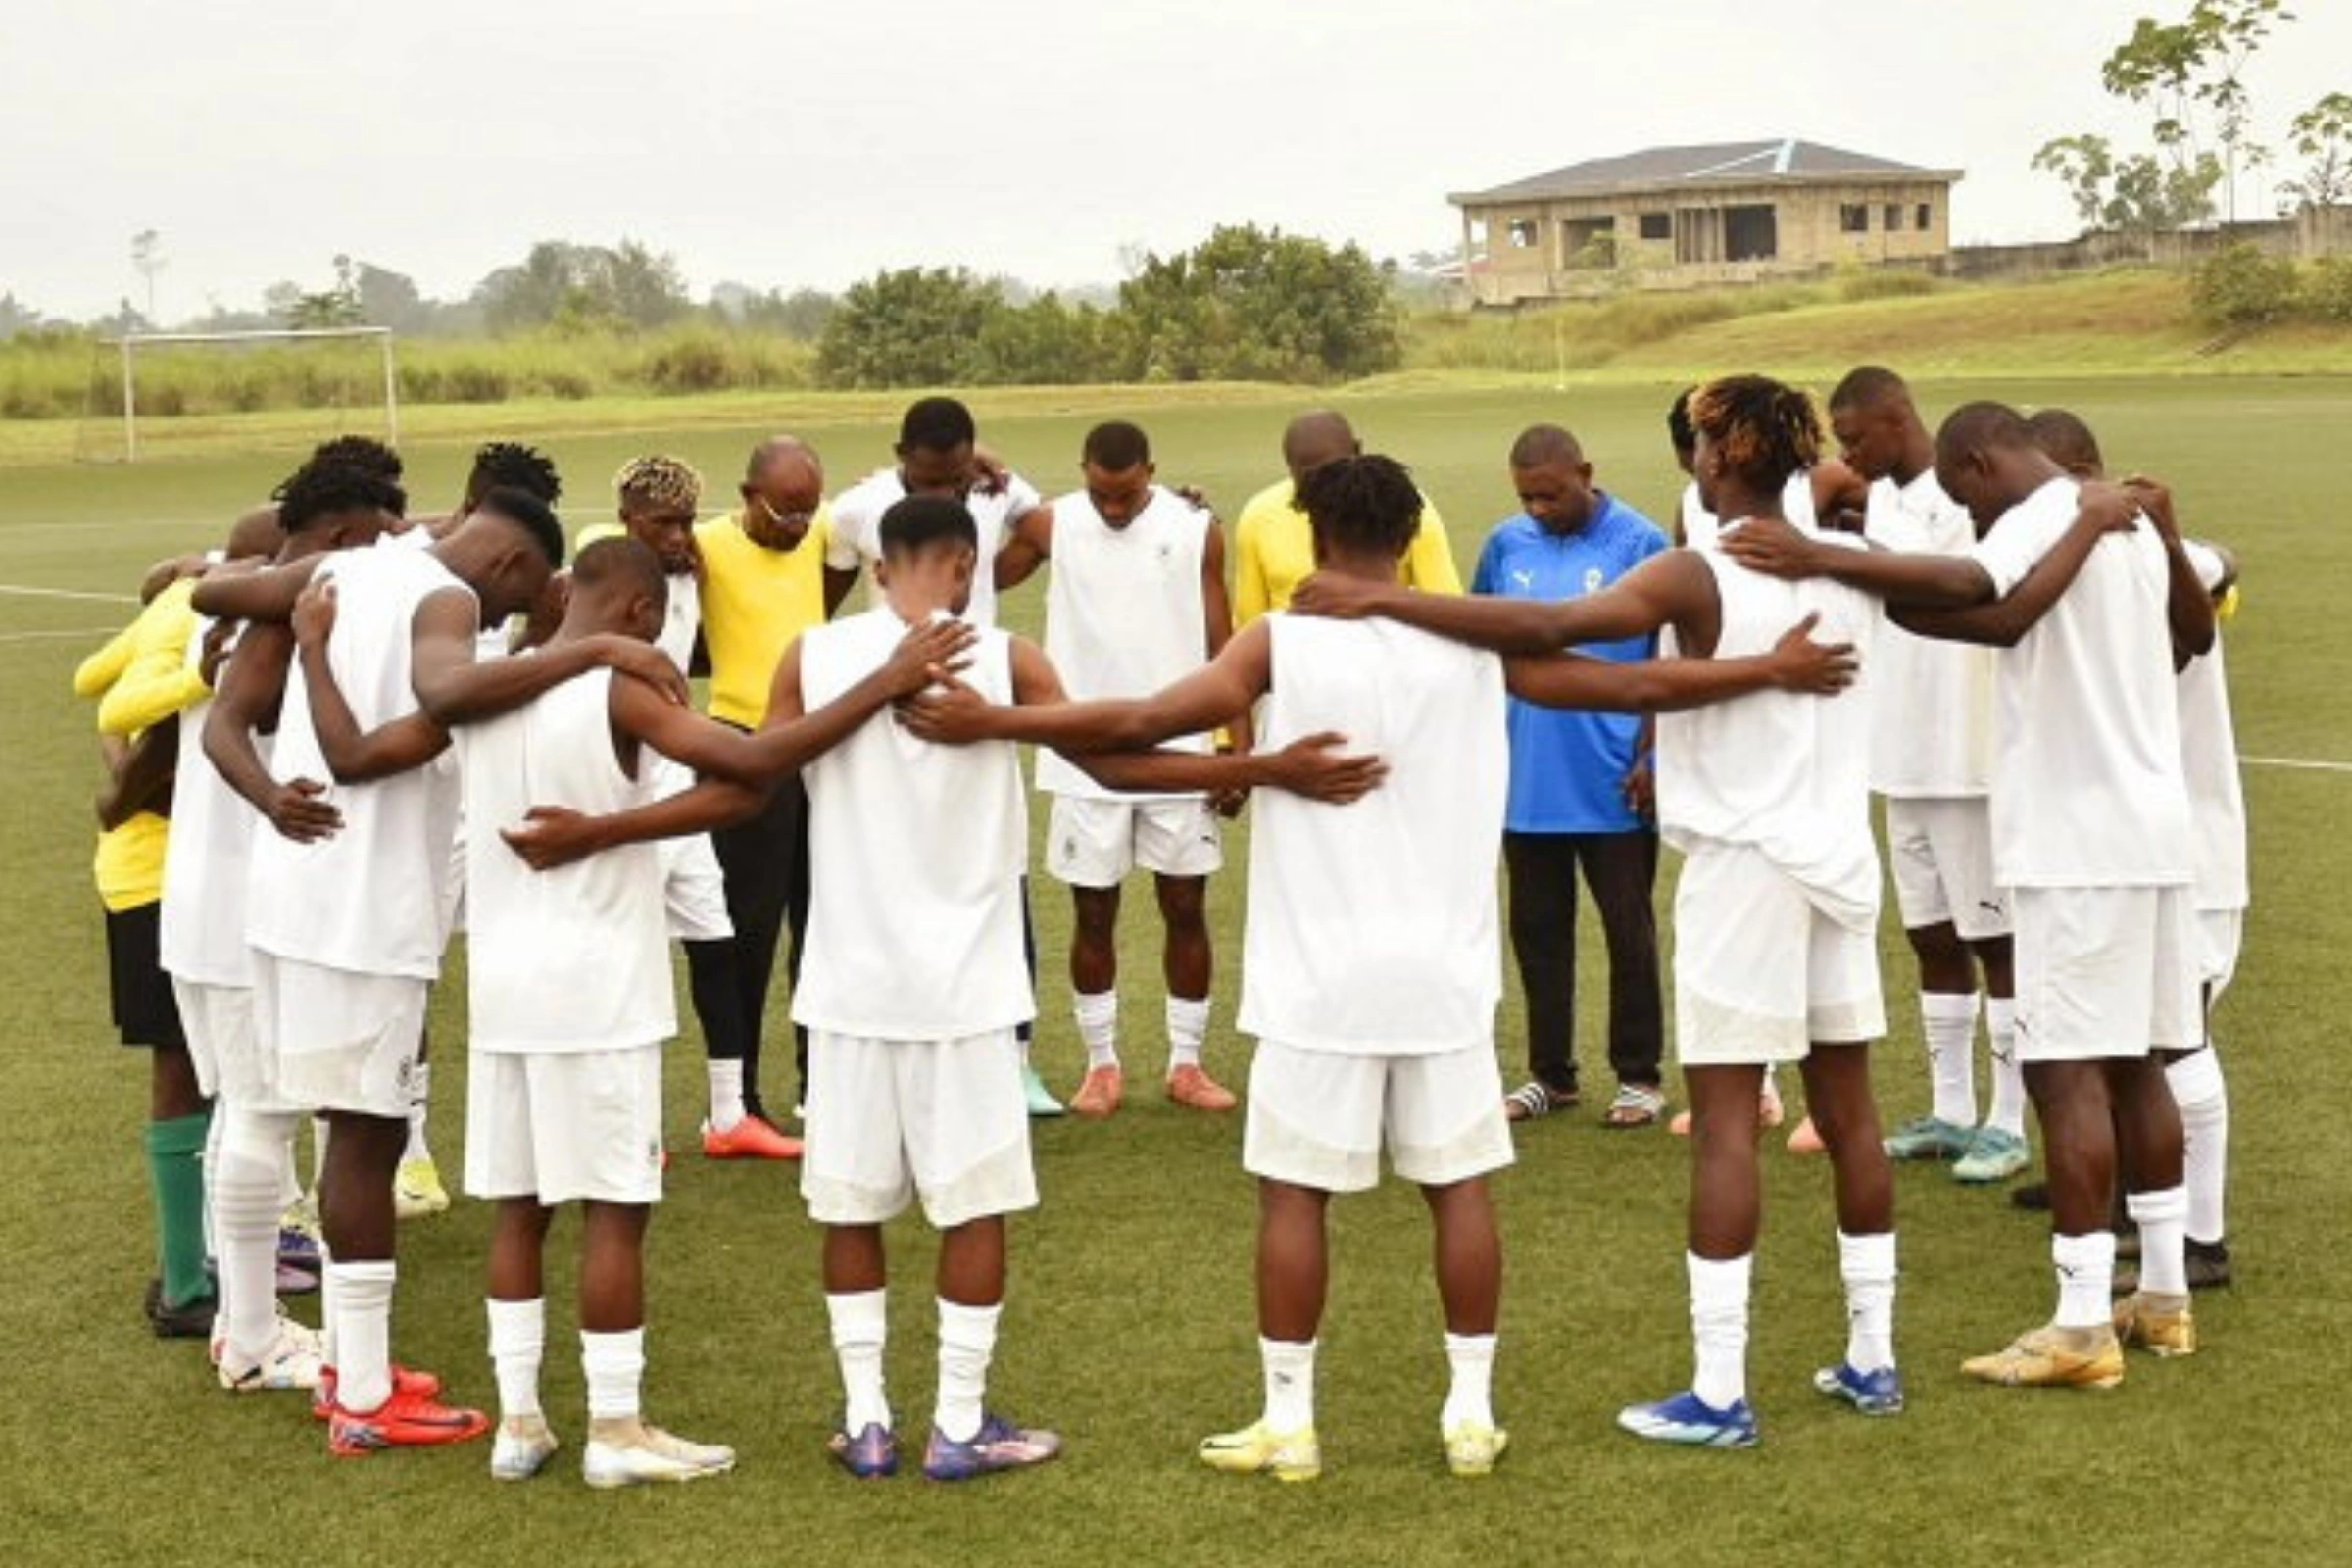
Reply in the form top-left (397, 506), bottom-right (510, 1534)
top-left (747, 434), bottom-right (821, 490)
top-left (1282, 410), bottom-right (1358, 486)
top-left (1936, 401), bottom-right (2035, 466)
top-left (224, 505), bottom-right (283, 563)
top-left (1509, 423), bottom-right (1585, 469)
top-left (2025, 408), bottom-right (2105, 478)
top-left (1829, 365), bottom-right (1912, 415)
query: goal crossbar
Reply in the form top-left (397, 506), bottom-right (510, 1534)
top-left (99, 326), bottom-right (399, 463)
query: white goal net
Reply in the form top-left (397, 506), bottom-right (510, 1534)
top-left (85, 326), bottom-right (399, 463)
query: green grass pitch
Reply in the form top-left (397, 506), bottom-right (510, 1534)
top-left (3, 377), bottom-right (2349, 1566)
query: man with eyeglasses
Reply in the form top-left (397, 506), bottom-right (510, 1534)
top-left (684, 435), bottom-right (858, 1149)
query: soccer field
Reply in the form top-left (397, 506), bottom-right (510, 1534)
top-left (5, 378), bottom-right (2349, 1567)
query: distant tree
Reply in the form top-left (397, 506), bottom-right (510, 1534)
top-left (2098, 0), bottom-right (2291, 222)
top-left (714, 284), bottom-right (838, 339)
top-left (2279, 91), bottom-right (2352, 210)
top-left (1114, 224), bottom-right (1400, 383)
top-left (970, 294), bottom-right (1113, 384)
top-left (2034, 133), bottom-right (2222, 250)
top-left (352, 262), bottom-right (433, 332)
top-left (0, 291), bottom-right (46, 338)
top-left (816, 268), bottom-right (1004, 387)
top-left (604, 240), bottom-right (691, 328)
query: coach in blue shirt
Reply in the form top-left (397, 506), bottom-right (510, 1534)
top-left (1475, 424), bottom-right (1670, 1128)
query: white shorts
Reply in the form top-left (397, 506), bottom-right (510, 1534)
top-left (1886, 796), bottom-right (2010, 941)
top-left (2010, 886), bottom-right (2199, 1062)
top-left (800, 1029), bottom-right (1038, 1229)
top-left (2196, 907), bottom-right (2243, 1002)
top-left (1046, 795), bottom-right (1222, 888)
top-left (253, 954), bottom-right (428, 1119)
top-left (1673, 844), bottom-right (1886, 1067)
top-left (662, 832), bottom-right (732, 942)
top-left (464, 1045), bottom-right (665, 1205)
top-left (1243, 1040), bottom-right (1513, 1194)
top-left (172, 977), bottom-right (300, 1113)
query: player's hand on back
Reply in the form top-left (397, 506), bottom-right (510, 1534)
top-left (969, 444), bottom-right (1011, 497)
top-left (197, 617), bottom-right (238, 687)
top-left (2115, 475), bottom-right (2177, 537)
top-left (1718, 516), bottom-right (1821, 580)
top-left (291, 581), bottom-right (337, 650)
top-left (894, 673), bottom-right (994, 745)
top-left (1289, 571), bottom-right (1390, 620)
top-left (1766, 612), bottom-right (1859, 694)
top-left (593, 635), bottom-right (692, 706)
top-left (881, 616), bottom-right (978, 698)
top-left (500, 805), bottom-right (602, 870)
top-left (267, 777), bottom-right (343, 842)
top-left (1621, 755), bottom-right (1656, 820)
top-left (1266, 730), bottom-right (1388, 804)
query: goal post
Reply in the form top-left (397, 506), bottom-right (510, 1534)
top-left (100, 325), bottom-right (398, 463)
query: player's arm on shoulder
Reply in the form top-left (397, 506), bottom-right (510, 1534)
top-left (192, 556), bottom-right (318, 623)
top-left (1892, 481), bottom-right (2136, 647)
top-left (96, 617), bottom-right (209, 738)
top-left (1812, 459), bottom-right (1871, 532)
top-left (2123, 477), bottom-right (2217, 664)
top-left (993, 503), bottom-right (1053, 592)
top-left (296, 582), bottom-right (448, 781)
top-left (1506, 611), bottom-right (1857, 712)
top-left (501, 779), bottom-right (769, 871)
top-left (1720, 516), bottom-right (1994, 607)
top-left (738, 616), bottom-right (974, 780)
top-left (97, 719), bottom-right (181, 830)
top-left (412, 589), bottom-right (686, 728)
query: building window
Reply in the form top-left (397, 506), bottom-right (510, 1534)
top-left (1638, 212), bottom-right (1672, 241)
top-left (1840, 204), bottom-right (1869, 233)
top-left (1507, 218), bottom-right (1539, 249)
top-left (1917, 202), bottom-right (1933, 230)
top-left (1885, 203), bottom-right (1903, 231)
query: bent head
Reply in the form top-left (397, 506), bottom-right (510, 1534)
top-left (1935, 402), bottom-right (2062, 535)
top-left (1826, 365), bottom-right (1919, 484)
top-left (564, 536), bottom-right (667, 643)
top-left (875, 494), bottom-right (979, 616)
top-left (1281, 410), bottom-right (1358, 492)
top-left (1688, 375), bottom-right (1822, 518)
top-left (1507, 424), bottom-right (1595, 535)
top-left (463, 442), bottom-right (562, 516)
top-left (740, 435), bottom-right (823, 551)
top-left (273, 458), bottom-right (407, 556)
top-left (1666, 388), bottom-right (1698, 477)
top-left (1298, 454), bottom-right (1420, 571)
top-left (1080, 420), bottom-right (1155, 527)
top-left (446, 486), bottom-right (566, 620)
top-left (895, 396), bottom-right (980, 500)
top-left (614, 454), bottom-right (703, 574)
top-left (2024, 408), bottom-right (2105, 481)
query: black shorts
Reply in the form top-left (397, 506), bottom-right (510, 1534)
top-left (106, 903), bottom-right (185, 1050)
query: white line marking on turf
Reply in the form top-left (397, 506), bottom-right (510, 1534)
top-left (2244, 756), bottom-right (2352, 774)
top-left (0, 583), bottom-right (138, 605)
top-left (0, 626), bottom-right (122, 645)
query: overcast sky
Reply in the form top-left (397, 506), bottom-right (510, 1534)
top-left (4, 1), bottom-right (2347, 321)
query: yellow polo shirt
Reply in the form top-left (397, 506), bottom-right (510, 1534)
top-left (74, 581), bottom-right (203, 911)
top-left (1231, 478), bottom-right (1462, 626)
top-left (695, 506), bottom-right (836, 727)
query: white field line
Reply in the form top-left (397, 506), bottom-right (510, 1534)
top-left (0, 626), bottom-right (122, 645)
top-left (2243, 756), bottom-right (2352, 774)
top-left (0, 583), bottom-right (138, 605)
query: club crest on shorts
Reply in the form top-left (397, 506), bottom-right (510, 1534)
top-left (1584, 566), bottom-right (1604, 594)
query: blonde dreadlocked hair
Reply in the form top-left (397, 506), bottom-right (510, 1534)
top-left (1689, 374), bottom-right (1823, 493)
top-left (614, 454), bottom-right (703, 515)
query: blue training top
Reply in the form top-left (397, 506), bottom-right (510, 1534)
top-left (1470, 493), bottom-right (1669, 834)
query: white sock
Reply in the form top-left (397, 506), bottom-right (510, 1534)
top-left (826, 1289), bottom-right (890, 1433)
top-left (201, 1110), bottom-right (226, 1258)
top-left (582, 1327), bottom-right (646, 1422)
top-left (1441, 1332), bottom-right (1495, 1430)
top-left (1920, 992), bottom-right (1980, 1127)
top-left (317, 1236), bottom-right (337, 1368)
top-left (1838, 1231), bottom-right (1897, 1372)
top-left (1260, 1337), bottom-right (1316, 1432)
top-left (2127, 1186), bottom-right (2190, 1298)
top-left (310, 1116), bottom-right (330, 1189)
top-left (217, 1109), bottom-right (299, 1368)
top-left (707, 1059), bottom-right (746, 1133)
top-left (1166, 995), bottom-right (1209, 1074)
top-left (276, 1133), bottom-right (302, 1212)
top-left (2168, 1049), bottom-right (2230, 1245)
top-left (935, 1298), bottom-right (1001, 1445)
top-left (1984, 998), bottom-right (2027, 1138)
top-left (328, 1259), bottom-right (397, 1412)
top-left (1688, 1252), bottom-right (1752, 1409)
top-left (403, 1062), bottom-right (432, 1164)
top-left (2052, 1232), bottom-right (2116, 1328)
top-left (487, 1297), bottom-right (545, 1421)
top-left (1074, 990), bottom-right (1119, 1072)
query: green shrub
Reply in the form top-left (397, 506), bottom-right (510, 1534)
top-left (2301, 256), bottom-right (2352, 323)
top-left (1838, 268), bottom-right (1938, 302)
top-left (2189, 243), bottom-right (2300, 327)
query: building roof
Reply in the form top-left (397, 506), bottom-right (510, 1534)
top-left (1450, 139), bottom-right (1962, 205)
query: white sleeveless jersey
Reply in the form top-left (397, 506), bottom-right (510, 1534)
top-left (1968, 477), bottom-right (2192, 888)
top-left (159, 616), bottom-right (264, 987)
top-left (656, 570), bottom-right (701, 674)
top-left (825, 468), bottom-right (1042, 629)
top-left (1679, 470), bottom-right (1816, 550)
top-left (1036, 486), bottom-right (1213, 801)
top-left (460, 667), bottom-right (673, 1053)
top-left (1863, 471), bottom-right (1995, 798)
top-left (790, 609), bottom-right (1033, 1040)
top-left (245, 544), bottom-right (471, 979)
top-left (2178, 542), bottom-right (2246, 912)
top-left (1236, 614), bottom-right (1508, 1056)
top-left (1656, 529), bottom-right (1882, 931)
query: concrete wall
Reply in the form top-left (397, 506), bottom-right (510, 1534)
top-left (1943, 207), bottom-right (2351, 281)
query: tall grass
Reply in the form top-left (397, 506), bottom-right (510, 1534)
top-left (0, 327), bottom-right (818, 421)
top-left (1399, 280), bottom-right (1855, 373)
